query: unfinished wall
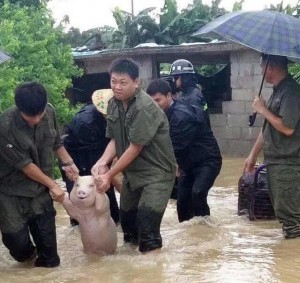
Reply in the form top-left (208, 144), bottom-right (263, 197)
top-left (210, 51), bottom-right (272, 156)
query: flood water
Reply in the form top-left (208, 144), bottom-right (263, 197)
top-left (0, 157), bottom-right (300, 283)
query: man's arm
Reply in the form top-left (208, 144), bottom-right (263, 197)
top-left (253, 96), bottom-right (294, 136)
top-left (244, 129), bottom-right (263, 172)
top-left (21, 163), bottom-right (65, 202)
top-left (91, 139), bottom-right (117, 176)
top-left (96, 142), bottom-right (143, 192)
top-left (55, 146), bottom-right (79, 181)
top-left (95, 139), bottom-right (117, 165)
top-left (169, 113), bottom-right (196, 154)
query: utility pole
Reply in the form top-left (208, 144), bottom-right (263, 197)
top-left (131, 0), bottom-right (134, 16)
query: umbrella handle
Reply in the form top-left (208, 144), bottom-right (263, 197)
top-left (248, 55), bottom-right (270, 127)
top-left (249, 112), bottom-right (257, 126)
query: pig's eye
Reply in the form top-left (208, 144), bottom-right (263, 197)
top-left (75, 183), bottom-right (79, 187)
top-left (89, 184), bottom-right (95, 188)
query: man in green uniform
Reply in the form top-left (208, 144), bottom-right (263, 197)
top-left (244, 54), bottom-right (300, 239)
top-left (0, 82), bottom-right (79, 267)
top-left (92, 58), bottom-right (176, 253)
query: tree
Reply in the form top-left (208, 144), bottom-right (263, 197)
top-left (0, 1), bottom-right (82, 125)
top-left (111, 6), bottom-right (158, 48)
top-left (158, 0), bottom-right (227, 44)
top-left (0, 0), bottom-right (49, 7)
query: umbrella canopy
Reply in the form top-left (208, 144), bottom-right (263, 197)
top-left (193, 10), bottom-right (300, 61)
top-left (0, 49), bottom-right (12, 64)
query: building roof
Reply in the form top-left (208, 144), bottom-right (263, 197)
top-left (73, 41), bottom-right (248, 62)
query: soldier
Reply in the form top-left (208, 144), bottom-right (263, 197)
top-left (244, 54), bottom-right (300, 239)
top-left (0, 82), bottom-right (79, 267)
top-left (92, 58), bottom-right (176, 253)
top-left (147, 79), bottom-right (222, 222)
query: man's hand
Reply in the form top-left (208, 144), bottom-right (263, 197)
top-left (252, 96), bottom-right (267, 114)
top-left (244, 155), bottom-right (256, 173)
top-left (62, 163), bottom-right (79, 181)
top-left (95, 172), bottom-right (111, 193)
top-left (91, 162), bottom-right (109, 176)
top-left (49, 183), bottom-right (65, 202)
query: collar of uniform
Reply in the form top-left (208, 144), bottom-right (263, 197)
top-left (112, 88), bottom-right (140, 107)
top-left (273, 74), bottom-right (292, 92)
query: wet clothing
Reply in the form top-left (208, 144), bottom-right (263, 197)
top-left (263, 75), bottom-right (300, 164)
top-left (177, 163), bottom-right (221, 221)
top-left (120, 179), bottom-right (174, 252)
top-left (262, 75), bottom-right (300, 237)
top-left (0, 104), bottom-right (63, 197)
top-left (172, 87), bottom-right (222, 222)
top-left (267, 164), bottom-right (300, 238)
top-left (63, 103), bottom-right (119, 224)
top-left (106, 88), bottom-right (176, 251)
top-left (0, 192), bottom-right (59, 266)
top-left (0, 104), bottom-right (62, 267)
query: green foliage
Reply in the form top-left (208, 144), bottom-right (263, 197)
top-left (61, 0), bottom-right (228, 48)
top-left (0, 1), bottom-right (83, 125)
top-left (232, 0), bottom-right (245, 11)
top-left (159, 0), bottom-right (227, 44)
top-left (195, 64), bottom-right (227, 77)
top-left (61, 27), bottom-right (84, 47)
top-left (268, 0), bottom-right (300, 82)
top-left (0, 0), bottom-right (49, 7)
top-left (110, 7), bottom-right (159, 48)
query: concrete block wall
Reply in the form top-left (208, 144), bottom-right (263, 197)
top-left (210, 51), bottom-right (273, 156)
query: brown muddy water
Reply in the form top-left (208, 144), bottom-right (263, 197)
top-left (0, 157), bottom-right (300, 283)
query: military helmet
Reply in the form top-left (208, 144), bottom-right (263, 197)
top-left (170, 59), bottom-right (195, 76)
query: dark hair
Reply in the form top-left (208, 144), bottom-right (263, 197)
top-left (108, 58), bottom-right (139, 80)
top-left (261, 54), bottom-right (288, 70)
top-left (147, 79), bottom-right (171, 96)
top-left (14, 81), bottom-right (48, 116)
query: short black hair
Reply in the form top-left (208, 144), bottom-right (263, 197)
top-left (108, 58), bottom-right (139, 80)
top-left (15, 81), bottom-right (48, 116)
top-left (147, 79), bottom-right (171, 96)
top-left (261, 54), bottom-right (288, 70)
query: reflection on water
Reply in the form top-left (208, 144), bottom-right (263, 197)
top-left (0, 157), bottom-right (300, 283)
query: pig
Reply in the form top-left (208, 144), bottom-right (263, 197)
top-left (61, 175), bottom-right (118, 255)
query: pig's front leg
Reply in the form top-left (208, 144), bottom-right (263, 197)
top-left (95, 192), bottom-right (110, 215)
top-left (61, 193), bottom-right (81, 221)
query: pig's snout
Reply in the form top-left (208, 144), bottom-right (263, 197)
top-left (77, 189), bottom-right (87, 199)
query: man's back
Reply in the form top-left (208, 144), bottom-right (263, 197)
top-left (167, 100), bottom-right (221, 171)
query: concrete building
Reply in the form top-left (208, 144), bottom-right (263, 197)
top-left (72, 41), bottom-right (272, 156)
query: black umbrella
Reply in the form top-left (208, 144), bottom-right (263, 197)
top-left (193, 10), bottom-right (300, 126)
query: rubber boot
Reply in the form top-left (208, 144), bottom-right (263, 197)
top-left (120, 209), bottom-right (139, 245)
top-left (2, 227), bottom-right (36, 262)
top-left (138, 207), bottom-right (164, 252)
top-left (29, 212), bottom-right (60, 268)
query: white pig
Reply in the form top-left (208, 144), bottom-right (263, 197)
top-left (62, 175), bottom-right (118, 255)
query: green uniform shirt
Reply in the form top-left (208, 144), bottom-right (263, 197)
top-left (0, 104), bottom-right (63, 197)
top-left (263, 75), bottom-right (300, 164)
top-left (106, 88), bottom-right (176, 190)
